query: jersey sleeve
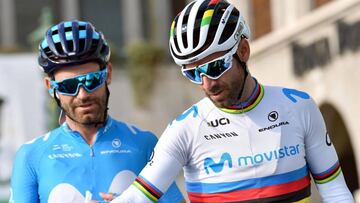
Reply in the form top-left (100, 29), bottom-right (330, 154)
top-left (10, 144), bottom-right (39, 203)
top-left (110, 151), bottom-right (183, 203)
top-left (111, 121), bottom-right (189, 203)
top-left (302, 98), bottom-right (354, 202)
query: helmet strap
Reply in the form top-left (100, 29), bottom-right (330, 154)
top-left (103, 84), bottom-right (110, 125)
top-left (233, 53), bottom-right (249, 102)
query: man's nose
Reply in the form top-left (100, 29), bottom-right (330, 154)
top-left (201, 75), bottom-right (216, 89)
top-left (76, 85), bottom-right (91, 98)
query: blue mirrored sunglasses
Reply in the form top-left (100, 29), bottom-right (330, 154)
top-left (181, 45), bottom-right (238, 84)
top-left (50, 69), bottom-right (107, 96)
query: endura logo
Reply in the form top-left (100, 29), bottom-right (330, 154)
top-left (204, 144), bottom-right (300, 174)
top-left (258, 121), bottom-right (289, 132)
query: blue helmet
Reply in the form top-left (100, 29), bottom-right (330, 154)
top-left (38, 20), bottom-right (110, 74)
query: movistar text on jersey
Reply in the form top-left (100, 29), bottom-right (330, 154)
top-left (204, 144), bottom-right (300, 174)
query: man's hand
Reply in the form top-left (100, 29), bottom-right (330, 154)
top-left (99, 192), bottom-right (117, 201)
top-left (90, 192), bottom-right (119, 203)
top-left (92, 192), bottom-right (186, 203)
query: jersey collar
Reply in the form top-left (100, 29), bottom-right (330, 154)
top-left (61, 116), bottom-right (113, 138)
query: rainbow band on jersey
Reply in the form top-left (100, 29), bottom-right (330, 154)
top-left (132, 176), bottom-right (163, 202)
top-left (294, 197), bottom-right (311, 203)
top-left (312, 161), bottom-right (342, 184)
top-left (187, 165), bottom-right (311, 202)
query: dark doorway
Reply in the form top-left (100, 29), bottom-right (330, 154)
top-left (320, 102), bottom-right (359, 193)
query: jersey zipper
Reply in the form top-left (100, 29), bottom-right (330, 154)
top-left (89, 130), bottom-right (100, 198)
top-left (90, 146), bottom-right (94, 157)
top-left (89, 145), bottom-right (95, 193)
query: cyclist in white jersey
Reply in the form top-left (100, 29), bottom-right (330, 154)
top-left (111, 0), bottom-right (354, 202)
top-left (10, 20), bottom-right (184, 203)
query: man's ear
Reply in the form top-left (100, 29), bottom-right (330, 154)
top-left (106, 62), bottom-right (112, 85)
top-left (44, 77), bottom-right (58, 98)
top-left (237, 38), bottom-right (250, 62)
top-left (44, 77), bottom-right (54, 97)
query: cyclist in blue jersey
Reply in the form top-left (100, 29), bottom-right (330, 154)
top-left (112, 0), bottom-right (354, 202)
top-left (10, 20), bottom-right (184, 203)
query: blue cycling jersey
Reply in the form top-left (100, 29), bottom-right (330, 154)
top-left (10, 117), bottom-right (183, 203)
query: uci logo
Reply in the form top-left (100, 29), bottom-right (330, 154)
top-left (207, 118), bottom-right (230, 127)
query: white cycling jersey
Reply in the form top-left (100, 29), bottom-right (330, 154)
top-left (112, 83), bottom-right (354, 203)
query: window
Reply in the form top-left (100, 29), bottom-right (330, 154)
top-left (313, 0), bottom-right (332, 8)
top-left (251, 0), bottom-right (272, 39)
top-left (79, 0), bottom-right (124, 53)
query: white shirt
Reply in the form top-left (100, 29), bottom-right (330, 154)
top-left (112, 85), bottom-right (354, 203)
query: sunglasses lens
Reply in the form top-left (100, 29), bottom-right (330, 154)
top-left (183, 57), bottom-right (232, 83)
top-left (183, 69), bottom-right (201, 83)
top-left (200, 60), bottom-right (230, 78)
top-left (84, 72), bottom-right (103, 90)
top-left (57, 78), bottom-right (79, 94)
top-left (53, 70), bottom-right (106, 95)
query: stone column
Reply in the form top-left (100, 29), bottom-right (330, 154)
top-left (121, 0), bottom-right (143, 44)
top-left (0, 0), bottom-right (16, 47)
top-left (152, 0), bottom-right (171, 49)
top-left (61, 0), bottom-right (79, 20)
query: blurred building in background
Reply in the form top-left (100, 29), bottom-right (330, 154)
top-left (0, 0), bottom-right (359, 202)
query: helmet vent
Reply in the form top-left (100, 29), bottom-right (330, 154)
top-left (55, 43), bottom-right (64, 56)
top-left (181, 1), bottom-right (196, 49)
top-left (67, 40), bottom-right (74, 52)
top-left (90, 39), bottom-right (99, 51)
top-left (171, 16), bottom-right (181, 53)
top-left (173, 37), bottom-right (181, 54)
top-left (79, 38), bottom-right (85, 53)
top-left (193, 1), bottom-right (207, 48)
top-left (219, 9), bottom-right (239, 44)
top-left (43, 47), bottom-right (54, 58)
top-left (64, 27), bottom-right (72, 32)
top-left (181, 31), bottom-right (188, 49)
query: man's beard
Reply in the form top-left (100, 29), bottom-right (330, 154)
top-left (206, 90), bottom-right (239, 108)
top-left (205, 78), bottom-right (244, 108)
top-left (61, 93), bottom-right (107, 126)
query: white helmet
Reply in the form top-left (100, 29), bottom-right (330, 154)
top-left (169, 0), bottom-right (250, 66)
